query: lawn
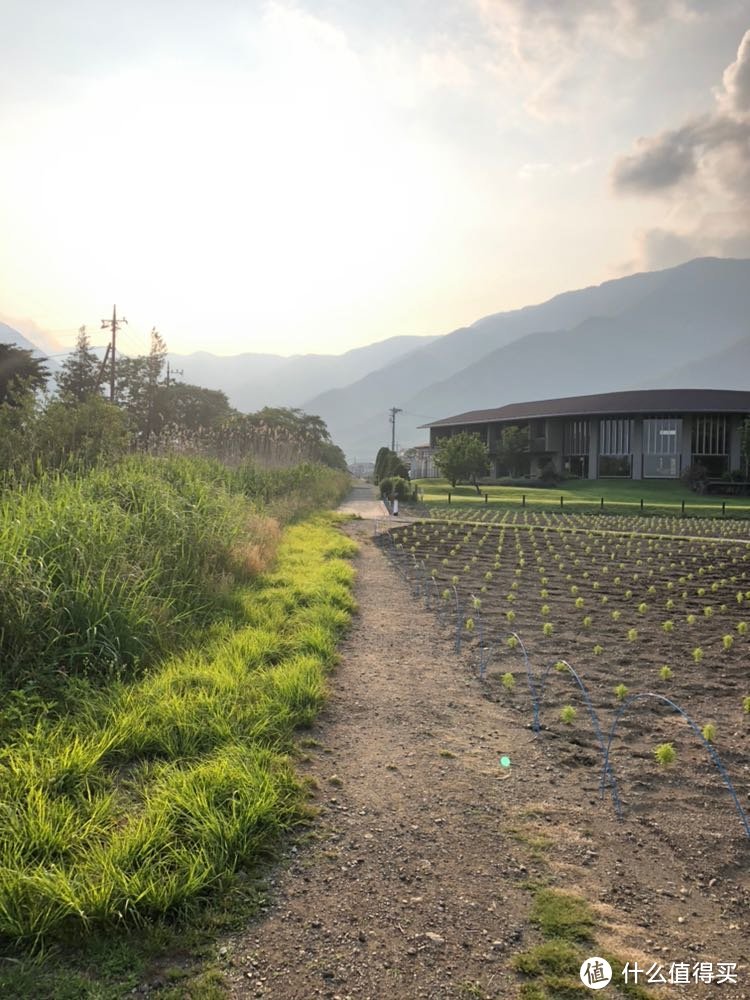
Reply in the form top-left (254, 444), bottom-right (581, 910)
top-left (414, 477), bottom-right (750, 518)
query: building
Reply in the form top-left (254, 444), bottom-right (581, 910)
top-left (401, 444), bottom-right (438, 479)
top-left (424, 389), bottom-right (750, 481)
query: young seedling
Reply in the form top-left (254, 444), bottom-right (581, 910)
top-left (738, 622), bottom-right (748, 635)
top-left (701, 723), bottom-right (716, 743)
top-left (582, 615), bottom-right (592, 628)
top-left (662, 620), bottom-right (674, 633)
top-left (654, 742), bottom-right (676, 766)
top-left (593, 644), bottom-right (604, 656)
top-left (560, 705), bottom-right (577, 725)
top-left (627, 628), bottom-right (638, 642)
top-left (502, 672), bottom-right (516, 690)
top-left (554, 661), bottom-right (567, 672)
top-left (659, 665), bottom-right (673, 681)
top-left (614, 683), bottom-right (628, 702)
top-left (722, 634), bottom-right (734, 651)
top-left (506, 610), bottom-right (516, 623)
top-left (542, 622), bottom-right (554, 636)
top-left (692, 647), bottom-right (703, 664)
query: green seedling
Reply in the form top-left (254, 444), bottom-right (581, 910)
top-left (742, 696), bottom-right (750, 714)
top-left (627, 628), bottom-right (638, 642)
top-left (614, 683), bottom-right (628, 702)
top-left (502, 672), bottom-right (516, 690)
top-left (542, 622), bottom-right (553, 636)
top-left (654, 742), bottom-right (676, 766)
top-left (692, 647), bottom-right (703, 664)
top-left (560, 705), bottom-right (576, 725)
top-left (701, 723), bottom-right (716, 743)
top-left (662, 620), bottom-right (674, 633)
top-left (593, 644), bottom-right (604, 656)
top-left (722, 634), bottom-right (734, 651)
top-left (659, 665), bottom-right (673, 681)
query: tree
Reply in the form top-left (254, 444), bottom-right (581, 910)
top-left (497, 425), bottom-right (528, 477)
top-left (434, 432), bottom-right (489, 493)
top-left (374, 447), bottom-right (408, 482)
top-left (0, 343), bottom-right (49, 405)
top-left (162, 382), bottom-right (234, 433)
top-left (57, 326), bottom-right (104, 402)
top-left (374, 447), bottom-right (391, 483)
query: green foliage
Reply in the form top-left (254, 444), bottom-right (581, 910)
top-left (0, 514), bottom-right (356, 942)
top-left (530, 889), bottom-right (594, 942)
top-left (0, 342), bottom-right (49, 405)
top-left (502, 671), bottom-right (516, 689)
top-left (559, 705), bottom-right (576, 725)
top-left (434, 432), bottom-right (489, 491)
top-left (497, 425), bottom-right (528, 478)
top-left (654, 742), bottom-right (676, 766)
top-left (56, 326), bottom-right (104, 403)
top-left (742, 696), bottom-right (750, 714)
top-left (378, 475), bottom-right (412, 502)
top-left (0, 456), bottom-right (349, 696)
top-left (701, 722), bottom-right (716, 743)
top-left (659, 665), bottom-right (673, 681)
top-left (614, 683), bottom-right (629, 702)
top-left (373, 447), bottom-right (408, 483)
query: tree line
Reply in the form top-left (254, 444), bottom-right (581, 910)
top-left (0, 329), bottom-right (347, 479)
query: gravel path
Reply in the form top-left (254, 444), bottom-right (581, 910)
top-left (221, 519), bottom-right (750, 999)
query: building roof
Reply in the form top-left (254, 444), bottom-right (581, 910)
top-left (423, 389), bottom-right (750, 428)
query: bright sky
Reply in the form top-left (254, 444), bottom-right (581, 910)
top-left (1, 1), bottom-right (748, 357)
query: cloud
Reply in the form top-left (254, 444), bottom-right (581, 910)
top-left (472, 0), bottom-right (702, 118)
top-left (612, 29), bottom-right (750, 267)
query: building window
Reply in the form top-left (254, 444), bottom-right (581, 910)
top-left (563, 419), bottom-right (589, 456)
top-left (643, 417), bottom-right (682, 478)
top-left (599, 418), bottom-right (632, 457)
top-left (599, 418), bottom-right (632, 477)
top-left (691, 414), bottom-right (728, 477)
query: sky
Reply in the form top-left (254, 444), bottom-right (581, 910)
top-left (1, 0), bottom-right (748, 358)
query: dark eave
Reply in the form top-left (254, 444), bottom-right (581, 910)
top-left (422, 389), bottom-right (750, 429)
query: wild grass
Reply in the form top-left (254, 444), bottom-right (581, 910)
top-left (0, 505), bottom-right (356, 946)
top-left (0, 455), bottom-right (348, 705)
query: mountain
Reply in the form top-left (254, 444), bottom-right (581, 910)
top-left (302, 257), bottom-right (750, 460)
top-left (641, 336), bottom-right (750, 390)
top-left (167, 335), bottom-right (436, 411)
top-left (0, 322), bottom-right (45, 356)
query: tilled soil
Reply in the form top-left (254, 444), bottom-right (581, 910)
top-left (222, 519), bottom-right (750, 999)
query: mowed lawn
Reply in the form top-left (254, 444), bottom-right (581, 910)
top-left (414, 477), bottom-right (750, 517)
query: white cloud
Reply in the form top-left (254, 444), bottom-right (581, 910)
top-left (612, 29), bottom-right (750, 268)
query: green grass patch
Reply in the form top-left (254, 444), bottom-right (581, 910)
top-left (0, 515), bottom-right (357, 969)
top-left (416, 476), bottom-right (750, 518)
top-left (514, 887), bottom-right (653, 998)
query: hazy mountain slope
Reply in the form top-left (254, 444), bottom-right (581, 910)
top-left (168, 334), bottom-right (435, 411)
top-left (312, 257), bottom-right (750, 460)
top-left (640, 336), bottom-right (750, 391)
top-left (0, 323), bottom-right (44, 355)
top-left (302, 266), bottom-right (677, 438)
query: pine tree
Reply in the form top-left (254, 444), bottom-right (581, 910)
top-left (57, 326), bottom-right (103, 403)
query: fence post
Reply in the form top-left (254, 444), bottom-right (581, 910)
top-left (640, 498), bottom-right (644, 513)
top-left (681, 499), bottom-right (685, 516)
top-left (448, 491), bottom-right (451, 504)
top-left (722, 501), bottom-right (726, 516)
top-left (560, 495), bottom-right (564, 509)
top-left (600, 496), bottom-right (604, 510)
top-left (522, 494), bottom-right (526, 508)
top-left (485, 492), bottom-right (488, 503)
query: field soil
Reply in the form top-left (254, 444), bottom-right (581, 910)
top-left (221, 511), bottom-right (750, 999)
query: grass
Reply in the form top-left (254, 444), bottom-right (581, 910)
top-left (0, 509), bottom-right (357, 995)
top-left (514, 888), bottom-right (653, 998)
top-left (0, 455), bottom-right (349, 706)
top-left (415, 477), bottom-right (750, 518)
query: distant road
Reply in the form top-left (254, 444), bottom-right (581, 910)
top-left (337, 480), bottom-right (389, 520)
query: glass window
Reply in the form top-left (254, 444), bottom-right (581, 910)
top-left (599, 455), bottom-right (631, 478)
top-left (599, 418), bottom-right (632, 456)
top-left (691, 415), bottom-right (727, 456)
top-left (563, 419), bottom-right (589, 456)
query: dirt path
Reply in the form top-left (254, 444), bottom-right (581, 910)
top-left (222, 519), bottom-right (749, 999)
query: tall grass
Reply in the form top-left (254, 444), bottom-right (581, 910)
top-left (0, 455), bottom-right (348, 698)
top-left (0, 515), bottom-right (357, 943)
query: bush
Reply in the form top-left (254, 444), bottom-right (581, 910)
top-left (537, 461), bottom-right (560, 485)
top-left (379, 475), bottom-right (413, 502)
top-left (681, 462), bottom-right (708, 489)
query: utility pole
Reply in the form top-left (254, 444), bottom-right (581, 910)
top-left (389, 406), bottom-right (403, 452)
top-left (101, 304), bottom-right (127, 403)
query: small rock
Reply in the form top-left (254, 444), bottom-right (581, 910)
top-left (424, 932), bottom-right (446, 946)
